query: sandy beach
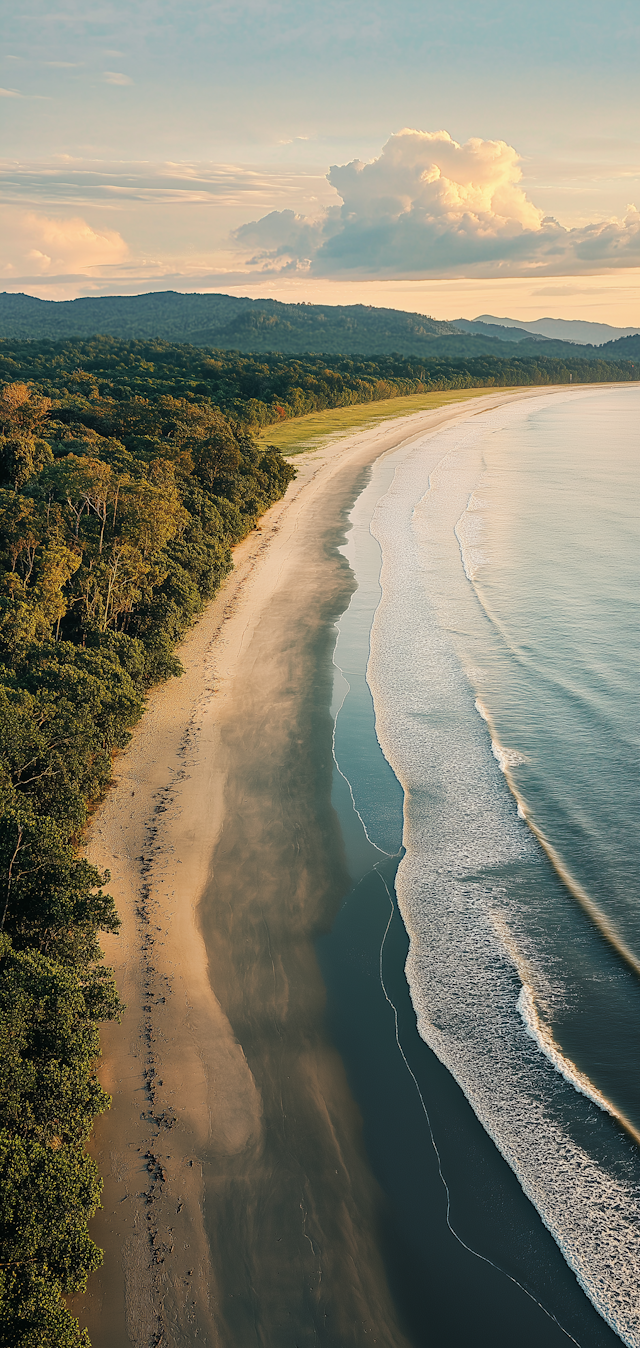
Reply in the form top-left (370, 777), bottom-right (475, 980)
top-left (75, 386), bottom-right (586, 1348)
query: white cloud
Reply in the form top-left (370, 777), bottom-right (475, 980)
top-left (234, 207), bottom-right (334, 266)
top-left (0, 87), bottom-right (22, 98)
top-left (1, 133), bottom-right (637, 295)
top-left (231, 128), bottom-right (640, 278)
top-left (102, 70), bottom-right (132, 85)
top-left (0, 210), bottom-right (129, 276)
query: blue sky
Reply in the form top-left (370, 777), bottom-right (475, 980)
top-left (2, 0), bottom-right (639, 320)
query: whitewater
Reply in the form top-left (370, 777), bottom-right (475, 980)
top-left (340, 386), bottom-right (640, 1345)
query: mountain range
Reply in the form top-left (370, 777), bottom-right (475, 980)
top-left (0, 290), bottom-right (639, 365)
top-left (473, 314), bottom-right (640, 345)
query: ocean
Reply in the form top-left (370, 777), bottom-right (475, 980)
top-left (318, 386), bottom-right (640, 1347)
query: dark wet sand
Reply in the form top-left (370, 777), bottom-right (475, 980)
top-left (197, 464), bottom-right (414, 1346)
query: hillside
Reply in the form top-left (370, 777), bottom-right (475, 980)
top-left (0, 291), bottom-right (457, 355)
top-left (1, 292), bottom-right (638, 367)
top-left (598, 333), bottom-right (640, 362)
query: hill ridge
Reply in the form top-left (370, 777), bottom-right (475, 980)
top-left (1, 290), bottom-right (639, 365)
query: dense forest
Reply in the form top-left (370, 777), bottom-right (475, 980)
top-left (2, 290), bottom-right (639, 364)
top-left (0, 333), bottom-right (637, 1343)
top-left (0, 369), bottom-right (294, 1345)
top-left (0, 291), bottom-right (458, 355)
top-left (0, 336), bottom-right (637, 438)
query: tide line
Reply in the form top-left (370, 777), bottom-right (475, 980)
top-left (331, 646), bottom-right (397, 860)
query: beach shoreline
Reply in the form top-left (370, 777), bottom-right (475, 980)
top-left (75, 385), bottom-right (608, 1348)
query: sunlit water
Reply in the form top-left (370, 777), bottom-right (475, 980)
top-left (333, 387), bottom-right (640, 1346)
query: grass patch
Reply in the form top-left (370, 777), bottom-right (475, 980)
top-left (257, 387), bottom-right (497, 455)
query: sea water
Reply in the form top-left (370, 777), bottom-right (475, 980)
top-left (329, 386), bottom-right (640, 1346)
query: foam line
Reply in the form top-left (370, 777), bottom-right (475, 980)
top-left (331, 632), bottom-right (397, 860)
top-left (516, 984), bottom-right (640, 1148)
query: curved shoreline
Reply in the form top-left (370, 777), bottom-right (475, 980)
top-left (75, 385), bottom-right (605, 1347)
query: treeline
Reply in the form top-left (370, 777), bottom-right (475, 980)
top-left (0, 374), bottom-right (294, 1345)
top-left (0, 337), bottom-right (637, 439)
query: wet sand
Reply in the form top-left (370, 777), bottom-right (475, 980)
top-left (76, 388), bottom-right (577, 1348)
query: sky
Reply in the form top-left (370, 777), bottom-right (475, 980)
top-left (1, 0), bottom-right (640, 323)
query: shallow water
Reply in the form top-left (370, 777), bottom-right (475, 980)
top-left (323, 387), bottom-right (640, 1346)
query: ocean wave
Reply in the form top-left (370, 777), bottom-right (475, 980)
top-left (474, 698), bottom-right (528, 771)
top-left (472, 693), bottom-right (640, 983)
top-left (491, 741), bottom-right (528, 770)
top-left (490, 906), bottom-right (637, 1135)
top-left (455, 501), bottom-right (487, 581)
top-left (516, 983), bottom-right (630, 1125)
top-left (472, 687), bottom-right (640, 980)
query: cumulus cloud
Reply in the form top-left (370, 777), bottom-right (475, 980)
top-left (102, 71), bottom-right (133, 85)
top-left (234, 207), bottom-right (337, 266)
top-left (232, 128), bottom-right (640, 277)
top-left (0, 210), bottom-right (129, 277)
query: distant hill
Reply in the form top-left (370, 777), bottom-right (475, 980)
top-left (0, 290), bottom-right (638, 365)
top-left (452, 318), bottom-right (551, 343)
top-left (477, 314), bottom-right (640, 346)
top-left (0, 291), bottom-right (462, 356)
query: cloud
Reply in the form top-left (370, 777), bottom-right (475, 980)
top-left (234, 207), bottom-right (336, 266)
top-left (231, 128), bottom-right (640, 278)
top-left (0, 87), bottom-right (23, 98)
top-left (0, 158), bottom-right (333, 209)
top-left (102, 70), bottom-right (133, 85)
top-left (0, 210), bottom-right (129, 276)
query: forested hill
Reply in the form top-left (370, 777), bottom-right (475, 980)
top-left (0, 291), bottom-right (458, 355)
top-left (2, 290), bottom-right (638, 364)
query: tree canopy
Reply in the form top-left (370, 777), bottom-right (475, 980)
top-left (0, 337), bottom-right (636, 446)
